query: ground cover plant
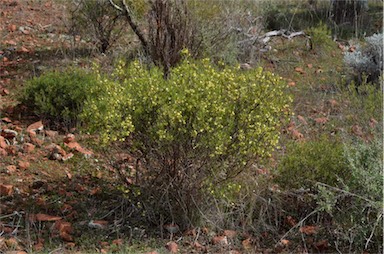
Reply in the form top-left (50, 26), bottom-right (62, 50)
top-left (0, 0), bottom-right (382, 253)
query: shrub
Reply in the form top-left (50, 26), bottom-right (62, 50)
top-left (276, 136), bottom-right (348, 190)
top-left (21, 68), bottom-right (97, 129)
top-left (68, 0), bottom-right (125, 53)
top-left (316, 137), bottom-right (383, 252)
top-left (276, 135), bottom-right (383, 252)
top-left (344, 33), bottom-right (383, 84)
top-left (83, 55), bottom-right (291, 227)
top-left (343, 137), bottom-right (383, 202)
top-left (306, 22), bottom-right (335, 51)
top-left (338, 78), bottom-right (383, 128)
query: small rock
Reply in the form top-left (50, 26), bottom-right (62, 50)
top-left (352, 125), bottom-right (364, 137)
top-left (369, 118), bottom-right (378, 128)
top-left (20, 46), bottom-right (29, 53)
top-left (223, 229), bottom-right (237, 239)
top-left (1, 117), bottom-right (12, 123)
top-left (28, 131), bottom-right (44, 146)
top-left (297, 115), bottom-right (308, 125)
top-left (27, 120), bottom-right (44, 133)
top-left (18, 160), bottom-right (30, 170)
top-left (65, 141), bottom-right (82, 151)
top-left (0, 136), bottom-right (8, 148)
top-left (46, 143), bottom-right (66, 156)
top-left (314, 117), bottom-right (328, 124)
top-left (5, 165), bottom-right (17, 174)
top-left (31, 137), bottom-right (44, 146)
top-left (165, 241), bottom-right (178, 253)
top-left (63, 133), bottom-right (75, 143)
top-left (294, 67), bottom-right (306, 74)
top-left (5, 145), bottom-right (17, 155)
top-left (8, 24), bottom-right (17, 32)
top-left (328, 99), bottom-right (338, 107)
top-left (290, 129), bottom-right (304, 140)
top-left (14, 125), bottom-right (22, 132)
top-left (23, 143), bottom-right (35, 153)
top-left (45, 130), bottom-right (58, 138)
top-left (28, 130), bottom-right (36, 138)
top-left (62, 153), bottom-right (74, 161)
top-left (65, 242), bottom-right (76, 249)
top-left (193, 241), bottom-right (205, 252)
top-left (49, 152), bottom-right (62, 161)
top-left (19, 26), bottom-right (30, 35)
top-left (112, 239), bottom-right (123, 246)
top-left (0, 184), bottom-right (14, 196)
top-left (65, 141), bottom-right (93, 158)
top-left (0, 88), bottom-right (10, 96)
top-left (212, 235), bottom-right (228, 245)
top-left (0, 148), bottom-right (7, 156)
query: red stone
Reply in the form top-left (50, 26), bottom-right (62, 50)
top-left (63, 133), bottom-right (75, 143)
top-left (18, 160), bottom-right (30, 170)
top-left (23, 143), bottom-right (35, 153)
top-left (0, 184), bottom-right (14, 196)
top-left (0, 148), bottom-right (8, 156)
top-left (27, 120), bottom-right (44, 132)
top-left (0, 136), bottom-right (7, 148)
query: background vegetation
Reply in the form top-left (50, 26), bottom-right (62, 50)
top-left (1, 0), bottom-right (382, 253)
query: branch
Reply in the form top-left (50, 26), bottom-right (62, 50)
top-left (109, 0), bottom-right (149, 54)
top-left (108, 0), bottom-right (123, 12)
top-left (238, 29), bottom-right (312, 50)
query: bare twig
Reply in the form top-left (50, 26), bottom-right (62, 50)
top-left (108, 0), bottom-right (123, 11)
top-left (316, 182), bottom-right (376, 204)
top-left (0, 211), bottom-right (24, 220)
top-left (275, 209), bottom-right (319, 247)
top-left (365, 212), bottom-right (383, 249)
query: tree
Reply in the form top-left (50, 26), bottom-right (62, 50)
top-left (109, 0), bottom-right (198, 78)
top-left (70, 0), bottom-right (125, 53)
top-left (330, 0), bottom-right (368, 37)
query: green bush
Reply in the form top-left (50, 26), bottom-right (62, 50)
top-left (21, 68), bottom-right (97, 128)
top-left (276, 136), bottom-right (348, 190)
top-left (316, 137), bottom-right (383, 252)
top-left (276, 135), bottom-right (382, 252)
top-left (306, 22), bottom-right (335, 51)
top-left (83, 55), bottom-right (291, 226)
top-left (343, 137), bottom-right (383, 202)
top-left (336, 78), bottom-right (383, 128)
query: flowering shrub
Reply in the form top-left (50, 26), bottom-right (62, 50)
top-left (83, 56), bottom-right (291, 225)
